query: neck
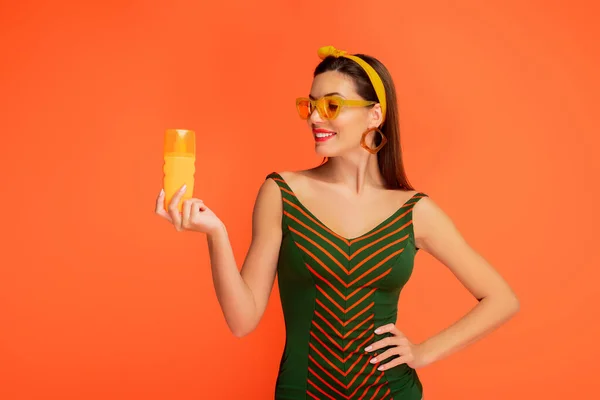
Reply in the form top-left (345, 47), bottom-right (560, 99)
top-left (321, 150), bottom-right (384, 195)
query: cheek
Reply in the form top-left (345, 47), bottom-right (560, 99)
top-left (333, 113), bottom-right (366, 139)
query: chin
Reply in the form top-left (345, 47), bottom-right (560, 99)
top-left (315, 143), bottom-right (357, 159)
top-left (314, 143), bottom-right (339, 158)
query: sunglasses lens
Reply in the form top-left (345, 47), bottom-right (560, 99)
top-left (296, 97), bottom-right (343, 120)
top-left (296, 99), bottom-right (311, 119)
top-left (323, 98), bottom-right (341, 119)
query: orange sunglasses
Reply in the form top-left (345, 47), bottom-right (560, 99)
top-left (295, 95), bottom-right (376, 120)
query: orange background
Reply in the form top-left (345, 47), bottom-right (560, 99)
top-left (1, 1), bottom-right (598, 399)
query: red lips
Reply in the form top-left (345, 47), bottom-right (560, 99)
top-left (313, 128), bottom-right (337, 142)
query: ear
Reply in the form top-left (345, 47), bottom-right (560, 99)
top-left (368, 103), bottom-right (383, 128)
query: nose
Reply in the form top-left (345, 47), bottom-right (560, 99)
top-left (308, 106), bottom-right (324, 125)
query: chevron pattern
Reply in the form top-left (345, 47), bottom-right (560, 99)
top-left (270, 173), bottom-right (427, 400)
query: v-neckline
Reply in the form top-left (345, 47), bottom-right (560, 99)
top-left (274, 172), bottom-right (418, 243)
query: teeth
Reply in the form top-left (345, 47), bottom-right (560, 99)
top-left (315, 132), bottom-right (336, 138)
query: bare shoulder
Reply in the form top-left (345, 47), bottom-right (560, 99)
top-left (253, 174), bottom-right (283, 221)
top-left (252, 173), bottom-right (283, 236)
top-left (275, 170), bottom-right (297, 182)
top-left (411, 195), bottom-right (464, 251)
top-left (276, 169), bottom-right (318, 191)
top-left (386, 189), bottom-right (420, 211)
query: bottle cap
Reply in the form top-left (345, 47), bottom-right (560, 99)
top-left (164, 129), bottom-right (195, 156)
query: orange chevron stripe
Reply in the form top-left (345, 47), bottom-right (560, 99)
top-left (316, 294), bottom-right (371, 329)
top-left (307, 381), bottom-right (337, 400)
top-left (286, 211), bottom-right (350, 259)
top-left (349, 198), bottom-right (423, 245)
top-left (347, 269), bottom-right (392, 299)
top-left (344, 303), bottom-right (374, 326)
top-left (299, 245), bottom-right (348, 284)
top-left (357, 372), bottom-right (384, 399)
top-left (308, 357), bottom-right (347, 388)
top-left (346, 354), bottom-right (373, 387)
top-left (350, 363), bottom-right (381, 398)
top-left (308, 254), bottom-right (397, 293)
top-left (315, 284), bottom-right (374, 316)
top-left (291, 227), bottom-right (349, 272)
top-left (350, 226), bottom-right (410, 260)
top-left (310, 331), bottom-right (345, 363)
top-left (308, 373), bottom-right (348, 399)
top-left (308, 354), bottom-right (381, 392)
top-left (316, 286), bottom-right (347, 315)
top-left (315, 297), bottom-right (375, 332)
top-left (349, 250), bottom-right (404, 287)
top-left (348, 332), bottom-right (376, 357)
top-left (310, 324), bottom-right (375, 363)
top-left (312, 321), bottom-right (344, 351)
top-left (315, 298), bottom-right (345, 327)
top-left (308, 267), bottom-right (347, 301)
top-left (310, 343), bottom-right (374, 380)
top-left (314, 310), bottom-right (374, 342)
top-left (283, 198), bottom-right (350, 245)
top-left (312, 282), bottom-right (388, 320)
top-left (344, 316), bottom-right (373, 339)
top-left (306, 390), bottom-right (319, 399)
top-left (310, 343), bottom-right (347, 375)
top-left (344, 326), bottom-right (374, 351)
top-left (374, 385), bottom-right (391, 399)
top-left (311, 330), bottom-right (369, 364)
top-left (346, 288), bottom-right (377, 313)
top-left (281, 187), bottom-right (295, 197)
top-left (349, 237), bottom-right (408, 274)
top-left (315, 310), bottom-right (343, 337)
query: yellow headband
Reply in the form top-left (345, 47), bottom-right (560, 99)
top-left (317, 45), bottom-right (387, 124)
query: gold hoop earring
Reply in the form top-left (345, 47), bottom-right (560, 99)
top-left (360, 127), bottom-right (387, 154)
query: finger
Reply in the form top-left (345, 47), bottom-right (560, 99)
top-left (377, 354), bottom-right (413, 371)
top-left (169, 184), bottom-right (187, 211)
top-left (364, 336), bottom-right (397, 352)
top-left (189, 199), bottom-right (205, 214)
top-left (369, 347), bottom-right (401, 364)
top-left (155, 189), bottom-right (165, 213)
top-left (181, 199), bottom-right (193, 229)
top-left (168, 185), bottom-right (186, 229)
top-left (155, 189), bottom-right (173, 222)
top-left (374, 323), bottom-right (404, 337)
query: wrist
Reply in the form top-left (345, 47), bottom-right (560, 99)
top-left (415, 339), bottom-right (440, 367)
top-left (206, 221), bottom-right (227, 238)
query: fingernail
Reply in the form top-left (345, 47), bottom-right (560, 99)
top-left (378, 366), bottom-right (384, 371)
top-left (180, 184), bottom-right (187, 192)
top-left (370, 358), bottom-right (377, 363)
top-left (365, 346), bottom-right (372, 351)
top-left (160, 189), bottom-right (164, 195)
top-left (375, 328), bottom-right (381, 334)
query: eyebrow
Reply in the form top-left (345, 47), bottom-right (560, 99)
top-left (308, 92), bottom-right (345, 100)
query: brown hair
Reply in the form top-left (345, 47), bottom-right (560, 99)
top-left (314, 54), bottom-right (415, 191)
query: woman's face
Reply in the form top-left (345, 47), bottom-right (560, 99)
top-left (306, 70), bottom-right (382, 157)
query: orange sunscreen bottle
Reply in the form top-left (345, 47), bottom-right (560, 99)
top-left (163, 129), bottom-right (195, 212)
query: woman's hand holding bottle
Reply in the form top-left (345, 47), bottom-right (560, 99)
top-left (155, 184), bottom-right (224, 235)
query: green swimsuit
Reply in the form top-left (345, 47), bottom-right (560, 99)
top-left (267, 172), bottom-right (428, 400)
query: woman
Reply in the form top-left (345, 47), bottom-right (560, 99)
top-left (155, 45), bottom-right (520, 399)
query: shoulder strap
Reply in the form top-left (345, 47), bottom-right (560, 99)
top-left (409, 191), bottom-right (429, 203)
top-left (266, 171), bottom-right (290, 192)
top-left (265, 171), bottom-right (299, 209)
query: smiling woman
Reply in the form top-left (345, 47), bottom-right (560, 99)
top-left (155, 45), bottom-right (520, 399)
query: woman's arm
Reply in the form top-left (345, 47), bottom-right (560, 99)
top-left (207, 178), bottom-right (283, 338)
top-left (412, 196), bottom-right (520, 366)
